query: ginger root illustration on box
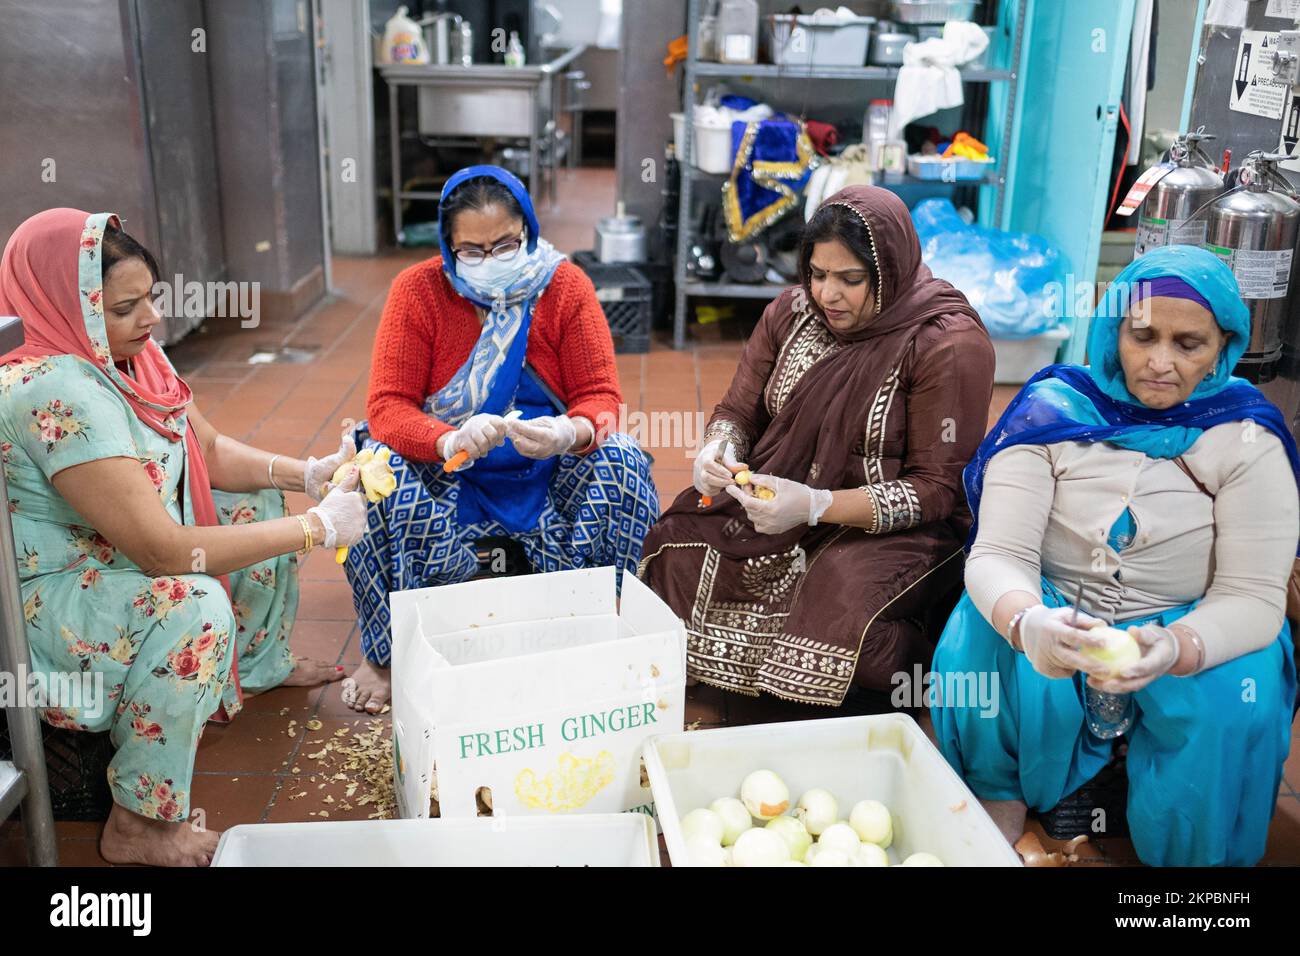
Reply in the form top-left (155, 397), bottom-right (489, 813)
top-left (514, 750), bottom-right (617, 811)
top-left (332, 447), bottom-right (398, 564)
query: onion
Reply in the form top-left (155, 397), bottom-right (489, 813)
top-left (794, 787), bottom-right (838, 836)
top-left (709, 797), bottom-right (753, 846)
top-left (765, 815), bottom-right (813, 860)
top-left (680, 808), bottom-right (724, 845)
top-left (685, 835), bottom-right (727, 867)
top-left (731, 827), bottom-right (792, 867)
top-left (848, 799), bottom-right (893, 848)
top-left (803, 843), bottom-right (821, 864)
top-left (1080, 625), bottom-right (1142, 676)
top-left (779, 860), bottom-right (808, 867)
top-left (853, 843), bottom-right (890, 867)
top-left (899, 852), bottom-right (944, 867)
top-left (809, 848), bottom-right (851, 867)
top-left (740, 769), bottom-right (790, 820)
top-left (817, 822), bottom-right (862, 856)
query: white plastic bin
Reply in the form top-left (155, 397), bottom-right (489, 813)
top-left (670, 111), bottom-right (690, 166)
top-left (645, 713), bottom-right (1021, 866)
top-left (992, 325), bottom-right (1069, 384)
top-left (692, 115), bottom-right (734, 174)
top-left (765, 14), bottom-right (874, 67)
top-left (212, 814), bottom-right (661, 866)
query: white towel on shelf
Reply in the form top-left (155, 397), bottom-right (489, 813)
top-left (888, 21), bottom-right (990, 140)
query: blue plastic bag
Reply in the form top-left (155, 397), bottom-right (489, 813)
top-left (911, 199), bottom-right (1068, 339)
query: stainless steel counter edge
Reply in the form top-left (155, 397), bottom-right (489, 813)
top-left (379, 44), bottom-right (588, 85)
top-left (0, 315), bottom-right (22, 354)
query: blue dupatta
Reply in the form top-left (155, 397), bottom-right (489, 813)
top-left (430, 165), bottom-right (567, 532)
top-left (963, 246), bottom-right (1300, 553)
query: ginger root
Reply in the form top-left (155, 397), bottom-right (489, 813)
top-left (332, 448), bottom-right (398, 504)
top-left (733, 470), bottom-right (775, 499)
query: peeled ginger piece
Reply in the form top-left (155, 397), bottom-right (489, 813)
top-left (332, 447), bottom-right (397, 503)
top-left (734, 470), bottom-right (775, 500)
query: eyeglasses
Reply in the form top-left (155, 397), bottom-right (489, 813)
top-left (453, 232), bottom-right (526, 266)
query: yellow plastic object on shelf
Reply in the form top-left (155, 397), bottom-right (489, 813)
top-left (330, 448), bottom-right (398, 564)
top-left (941, 131), bottom-right (989, 161)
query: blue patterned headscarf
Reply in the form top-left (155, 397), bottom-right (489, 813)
top-left (963, 245), bottom-right (1300, 552)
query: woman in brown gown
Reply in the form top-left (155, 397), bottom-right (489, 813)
top-left (639, 185), bottom-right (995, 706)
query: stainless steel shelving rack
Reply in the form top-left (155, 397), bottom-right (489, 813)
top-left (671, 0), bottom-right (1027, 348)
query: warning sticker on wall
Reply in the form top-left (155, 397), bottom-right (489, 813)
top-left (1278, 89), bottom-right (1300, 171)
top-left (1229, 29), bottom-right (1289, 120)
top-left (1266, 0), bottom-right (1300, 20)
top-left (1207, 243), bottom-right (1295, 298)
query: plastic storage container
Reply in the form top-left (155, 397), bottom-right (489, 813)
top-left (670, 112), bottom-right (690, 166)
top-left (573, 252), bottom-right (654, 353)
top-left (717, 0), bottom-right (759, 64)
top-left (892, 0), bottom-right (979, 24)
top-left (908, 154), bottom-right (995, 181)
top-left (645, 713), bottom-right (1022, 866)
top-left (765, 13), bottom-right (876, 67)
top-left (212, 815), bottom-right (661, 866)
top-left (692, 114), bottom-right (735, 174)
top-left (992, 325), bottom-right (1070, 384)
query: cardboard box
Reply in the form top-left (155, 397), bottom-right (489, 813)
top-left (391, 567), bottom-right (686, 822)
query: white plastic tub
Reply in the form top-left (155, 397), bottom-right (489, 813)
top-left (670, 111), bottom-right (690, 166)
top-left (992, 325), bottom-right (1069, 384)
top-left (212, 814), bottom-right (661, 867)
top-left (645, 713), bottom-right (1021, 866)
top-left (765, 13), bottom-right (875, 67)
top-left (692, 115), bottom-right (734, 174)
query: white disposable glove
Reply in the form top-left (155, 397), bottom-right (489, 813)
top-left (436, 413), bottom-right (509, 470)
top-left (724, 473), bottom-right (835, 535)
top-left (1016, 605), bottom-right (1109, 679)
top-left (306, 467), bottom-right (366, 549)
top-left (1088, 623), bottom-right (1180, 694)
top-left (694, 439), bottom-right (744, 496)
top-left (506, 414), bottom-right (579, 460)
top-left (303, 431), bottom-right (357, 502)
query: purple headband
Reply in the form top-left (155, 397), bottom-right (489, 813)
top-left (1131, 275), bottom-right (1214, 315)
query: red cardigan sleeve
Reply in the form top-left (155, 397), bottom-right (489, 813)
top-left (538, 263), bottom-right (623, 450)
top-left (366, 264), bottom-right (454, 462)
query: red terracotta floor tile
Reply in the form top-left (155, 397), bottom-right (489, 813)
top-left (188, 772), bottom-right (281, 830)
top-left (295, 580), bottom-right (361, 622)
top-left (194, 712), bottom-right (304, 774)
top-left (288, 618), bottom-right (358, 664)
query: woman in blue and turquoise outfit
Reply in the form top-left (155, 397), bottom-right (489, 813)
top-left (341, 166), bottom-right (658, 713)
top-left (931, 245), bottom-right (1300, 866)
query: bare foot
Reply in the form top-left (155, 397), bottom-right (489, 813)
top-left (981, 798), bottom-right (1028, 847)
top-left (340, 659), bottom-right (391, 714)
top-left (282, 656), bottom-right (346, 687)
top-left (99, 803), bottom-right (221, 867)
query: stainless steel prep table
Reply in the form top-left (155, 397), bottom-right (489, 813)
top-left (380, 45), bottom-right (587, 243)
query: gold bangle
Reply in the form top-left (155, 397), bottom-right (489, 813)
top-left (296, 514), bottom-right (313, 552)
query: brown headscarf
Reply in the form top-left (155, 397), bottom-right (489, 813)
top-left (686, 185), bottom-right (984, 559)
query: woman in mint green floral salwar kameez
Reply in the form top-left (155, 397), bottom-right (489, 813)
top-left (0, 208), bottom-right (368, 866)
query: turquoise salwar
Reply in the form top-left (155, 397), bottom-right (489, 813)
top-left (931, 589), bottom-right (1296, 866)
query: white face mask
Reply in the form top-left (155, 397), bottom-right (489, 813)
top-left (461, 252), bottom-right (528, 291)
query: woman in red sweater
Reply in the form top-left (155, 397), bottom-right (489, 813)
top-left (340, 166), bottom-right (658, 713)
